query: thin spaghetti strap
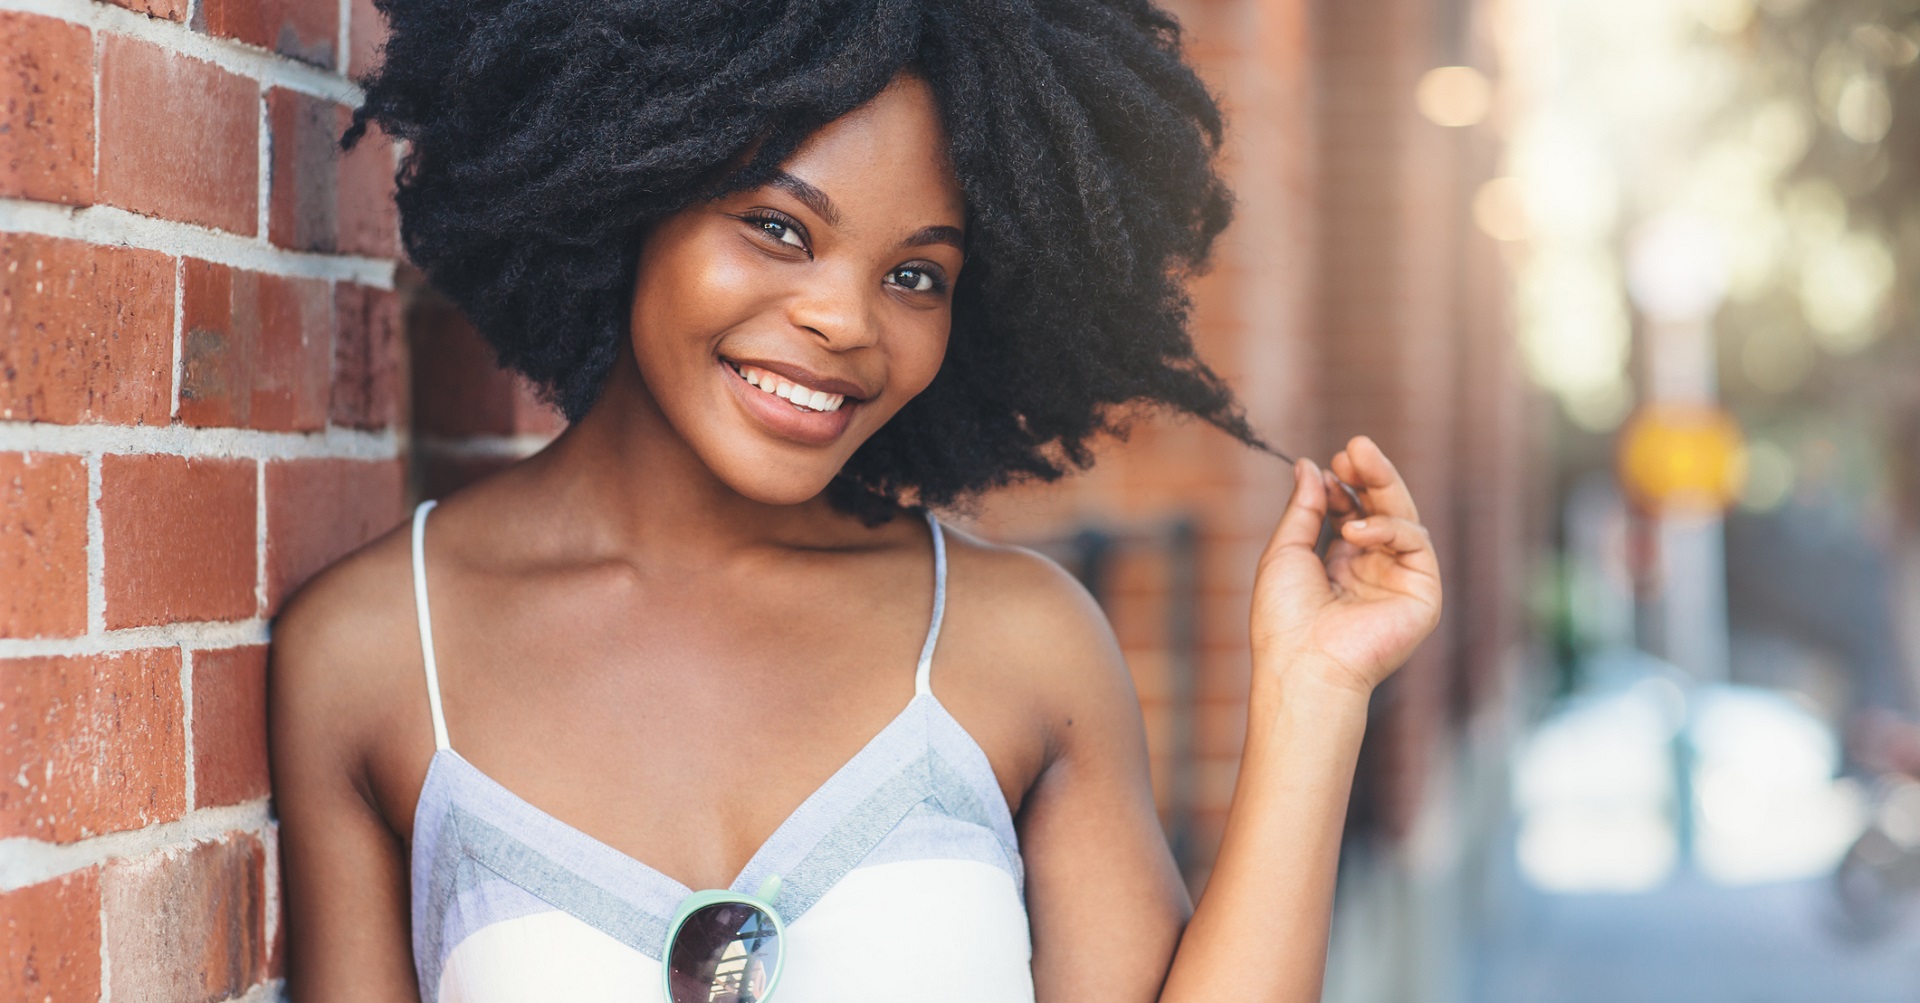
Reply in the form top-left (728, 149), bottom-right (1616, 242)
top-left (913, 509), bottom-right (948, 697)
top-left (411, 499), bottom-right (451, 752)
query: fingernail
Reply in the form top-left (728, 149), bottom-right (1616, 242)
top-left (1349, 519), bottom-right (1368, 530)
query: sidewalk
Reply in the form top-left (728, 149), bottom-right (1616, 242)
top-left (1468, 821), bottom-right (1920, 1003)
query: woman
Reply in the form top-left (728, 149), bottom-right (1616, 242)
top-left (268, 2), bottom-right (1443, 1000)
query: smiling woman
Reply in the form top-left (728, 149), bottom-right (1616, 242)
top-left (267, 3), bottom-right (1443, 1003)
top-left (343, 0), bottom-right (1261, 520)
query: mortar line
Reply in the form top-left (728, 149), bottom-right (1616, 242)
top-left (0, 421), bottom-right (398, 460)
top-left (171, 257), bottom-right (185, 419)
top-left (0, 802), bottom-right (275, 891)
top-left (0, 199), bottom-right (396, 288)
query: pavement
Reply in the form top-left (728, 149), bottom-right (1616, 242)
top-left (1466, 824), bottom-right (1920, 1003)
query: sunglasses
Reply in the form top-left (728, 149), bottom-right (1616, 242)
top-left (663, 876), bottom-right (787, 1003)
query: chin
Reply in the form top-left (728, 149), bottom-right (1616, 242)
top-left (715, 459), bottom-right (844, 508)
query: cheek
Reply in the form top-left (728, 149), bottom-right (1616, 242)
top-left (894, 319), bottom-right (951, 400)
top-left (629, 232), bottom-right (767, 367)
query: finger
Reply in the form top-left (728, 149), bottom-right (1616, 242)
top-left (1323, 468), bottom-right (1370, 518)
top-left (1339, 515), bottom-right (1431, 556)
top-left (1340, 435), bottom-right (1420, 522)
top-left (1265, 458), bottom-right (1330, 556)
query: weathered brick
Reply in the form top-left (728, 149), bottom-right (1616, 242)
top-left (101, 0), bottom-right (188, 21)
top-left (348, 0), bottom-right (386, 78)
top-left (0, 452), bottom-right (86, 639)
top-left (269, 90), bottom-right (398, 257)
top-left (178, 259), bottom-right (332, 431)
top-left (1, 869), bottom-right (101, 1003)
top-left (98, 34), bottom-right (257, 234)
top-left (190, 645), bottom-right (268, 808)
top-left (266, 88), bottom-right (339, 253)
top-left (338, 118), bottom-right (399, 258)
top-left (331, 283), bottom-right (400, 429)
top-left (0, 649), bottom-right (186, 840)
top-left (103, 834), bottom-right (266, 1003)
top-left (197, 0), bottom-right (338, 68)
top-left (264, 458), bottom-right (404, 612)
top-left (102, 454), bottom-right (257, 628)
top-left (411, 292), bottom-right (565, 437)
top-left (0, 13), bottom-right (94, 206)
top-left (0, 233), bottom-right (173, 426)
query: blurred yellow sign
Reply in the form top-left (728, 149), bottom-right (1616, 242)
top-left (1615, 403), bottom-right (1746, 517)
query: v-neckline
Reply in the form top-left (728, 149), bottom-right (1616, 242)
top-left (416, 690), bottom-right (937, 900)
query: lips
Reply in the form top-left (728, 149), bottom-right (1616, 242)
top-left (719, 357), bottom-right (862, 447)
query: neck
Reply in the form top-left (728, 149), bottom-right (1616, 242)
top-left (511, 342), bottom-right (874, 565)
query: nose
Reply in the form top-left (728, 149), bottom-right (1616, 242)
top-left (784, 263), bottom-right (880, 351)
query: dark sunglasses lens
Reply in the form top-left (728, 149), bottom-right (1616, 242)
top-left (667, 902), bottom-right (780, 1003)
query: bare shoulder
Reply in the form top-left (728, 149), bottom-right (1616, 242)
top-left (938, 525), bottom-right (1121, 671)
top-left (934, 524), bottom-right (1138, 774)
top-left (267, 513), bottom-right (429, 802)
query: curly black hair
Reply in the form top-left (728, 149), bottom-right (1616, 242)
top-left (347, 0), bottom-right (1270, 518)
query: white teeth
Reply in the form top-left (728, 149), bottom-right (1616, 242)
top-left (732, 363), bottom-right (848, 413)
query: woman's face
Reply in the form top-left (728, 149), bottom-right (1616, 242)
top-left (625, 74), bottom-right (966, 507)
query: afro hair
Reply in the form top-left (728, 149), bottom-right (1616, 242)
top-left (347, 0), bottom-right (1271, 519)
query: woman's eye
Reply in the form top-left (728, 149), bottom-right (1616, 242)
top-left (889, 267), bottom-right (940, 293)
top-left (756, 218), bottom-right (806, 250)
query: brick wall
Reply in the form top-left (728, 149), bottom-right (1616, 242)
top-left (0, 1), bottom-right (403, 999)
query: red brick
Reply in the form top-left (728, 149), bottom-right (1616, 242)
top-left (266, 89), bottom-right (339, 253)
top-left (178, 259), bottom-right (332, 431)
top-left (97, 35), bottom-right (257, 235)
top-left (0, 649), bottom-right (186, 840)
top-left (190, 646), bottom-right (268, 808)
top-left (331, 283), bottom-right (400, 428)
top-left (1, 869), bottom-right (101, 1003)
top-left (269, 90), bottom-right (398, 257)
top-left (101, 455), bottom-right (257, 628)
top-left (0, 13), bottom-right (94, 206)
top-left (263, 458), bottom-right (404, 612)
top-left (0, 233), bottom-right (173, 426)
top-left (0, 452), bottom-right (86, 639)
top-left (411, 292), bottom-right (565, 437)
top-left (197, 0), bottom-right (338, 68)
top-left (101, 0), bottom-right (187, 20)
top-left (338, 118), bottom-right (399, 258)
top-left (103, 834), bottom-right (265, 1003)
top-left (348, 0), bottom-right (386, 78)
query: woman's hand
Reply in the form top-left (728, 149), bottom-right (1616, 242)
top-left (1250, 435), bottom-right (1443, 695)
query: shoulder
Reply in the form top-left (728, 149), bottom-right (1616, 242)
top-left (934, 522), bottom-right (1137, 762)
top-left (938, 524), bottom-right (1118, 662)
top-left (267, 506), bottom-right (430, 793)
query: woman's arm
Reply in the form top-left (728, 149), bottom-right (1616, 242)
top-left (1161, 436), bottom-right (1442, 1001)
top-left (268, 550), bottom-right (425, 1002)
top-left (1019, 436), bottom-right (1440, 1002)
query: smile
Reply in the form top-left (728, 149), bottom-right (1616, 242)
top-left (726, 362), bottom-right (847, 413)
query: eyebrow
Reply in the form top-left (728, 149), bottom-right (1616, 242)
top-left (768, 169), bottom-right (965, 253)
top-left (903, 225), bottom-right (966, 253)
top-left (769, 170), bottom-right (841, 226)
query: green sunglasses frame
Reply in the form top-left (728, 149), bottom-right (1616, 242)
top-left (661, 875), bottom-right (787, 1003)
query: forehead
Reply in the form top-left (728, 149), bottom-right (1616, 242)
top-left (777, 74), bottom-right (965, 228)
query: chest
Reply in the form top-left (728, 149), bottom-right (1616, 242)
top-left (370, 557), bottom-right (1041, 892)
